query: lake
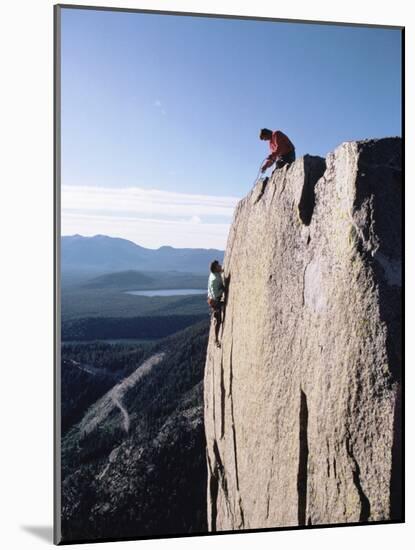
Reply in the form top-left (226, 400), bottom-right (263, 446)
top-left (125, 288), bottom-right (206, 297)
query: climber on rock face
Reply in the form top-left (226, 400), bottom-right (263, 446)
top-left (207, 260), bottom-right (225, 348)
top-left (259, 128), bottom-right (296, 173)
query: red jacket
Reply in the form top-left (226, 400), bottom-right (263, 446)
top-left (263, 130), bottom-right (295, 169)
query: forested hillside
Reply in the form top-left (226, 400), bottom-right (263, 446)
top-left (61, 320), bottom-right (210, 541)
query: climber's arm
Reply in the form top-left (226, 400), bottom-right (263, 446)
top-left (261, 152), bottom-right (278, 172)
top-left (261, 132), bottom-right (280, 172)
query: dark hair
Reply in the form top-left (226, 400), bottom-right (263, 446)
top-left (260, 128), bottom-right (273, 139)
top-left (210, 260), bottom-right (219, 273)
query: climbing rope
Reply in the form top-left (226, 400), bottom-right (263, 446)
top-left (251, 157), bottom-right (269, 188)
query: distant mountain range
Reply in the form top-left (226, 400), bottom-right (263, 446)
top-left (80, 269), bottom-right (207, 291)
top-left (61, 235), bottom-right (225, 274)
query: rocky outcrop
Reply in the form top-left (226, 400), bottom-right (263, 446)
top-left (204, 138), bottom-right (402, 531)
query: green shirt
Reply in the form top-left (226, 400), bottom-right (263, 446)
top-left (208, 272), bottom-right (224, 301)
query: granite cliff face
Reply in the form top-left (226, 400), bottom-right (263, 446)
top-left (204, 138), bottom-right (402, 531)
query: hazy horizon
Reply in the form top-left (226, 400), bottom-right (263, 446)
top-left (61, 232), bottom-right (225, 251)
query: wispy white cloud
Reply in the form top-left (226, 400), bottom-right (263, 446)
top-left (62, 185), bottom-right (239, 218)
top-left (61, 185), bottom-right (240, 249)
top-left (153, 99), bottom-right (166, 115)
top-left (62, 212), bottom-right (232, 250)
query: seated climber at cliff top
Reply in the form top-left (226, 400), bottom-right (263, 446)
top-left (207, 260), bottom-right (225, 348)
top-left (260, 128), bottom-right (296, 173)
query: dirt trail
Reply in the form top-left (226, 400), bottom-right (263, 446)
top-left (70, 359), bottom-right (118, 380)
top-left (79, 352), bottom-right (165, 436)
top-left (112, 396), bottom-right (130, 433)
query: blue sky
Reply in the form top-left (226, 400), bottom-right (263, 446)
top-left (61, 8), bottom-right (402, 249)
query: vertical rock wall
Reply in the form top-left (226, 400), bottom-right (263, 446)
top-left (204, 138), bottom-right (402, 530)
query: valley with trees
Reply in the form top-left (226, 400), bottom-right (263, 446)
top-left (60, 235), bottom-right (218, 540)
